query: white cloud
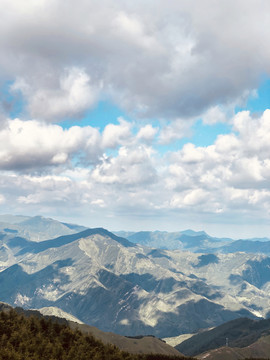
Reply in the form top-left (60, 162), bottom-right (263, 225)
top-left (102, 118), bottom-right (132, 148)
top-left (1, 110), bottom-right (270, 237)
top-left (137, 124), bottom-right (158, 142)
top-left (92, 145), bottom-right (157, 186)
top-left (165, 110), bottom-right (270, 217)
top-left (170, 190), bottom-right (203, 208)
top-left (0, 118), bottom-right (101, 170)
top-left (202, 106), bottom-right (228, 125)
top-left (2, 110), bottom-right (270, 232)
top-left (158, 120), bottom-right (193, 145)
top-left (91, 199), bottom-right (106, 208)
top-left (2, 110), bottom-right (270, 231)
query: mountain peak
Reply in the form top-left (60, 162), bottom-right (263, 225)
top-left (181, 229), bottom-right (208, 237)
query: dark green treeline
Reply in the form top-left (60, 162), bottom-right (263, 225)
top-left (0, 309), bottom-right (188, 360)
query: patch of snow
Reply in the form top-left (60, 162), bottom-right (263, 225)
top-left (119, 318), bottom-right (130, 325)
top-left (14, 293), bottom-right (31, 307)
top-left (35, 285), bottom-right (60, 301)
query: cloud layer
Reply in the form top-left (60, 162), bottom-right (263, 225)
top-left (1, 110), bottom-right (270, 236)
top-left (1, 0), bottom-right (270, 121)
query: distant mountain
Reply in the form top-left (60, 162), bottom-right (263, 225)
top-left (219, 239), bottom-right (270, 254)
top-left (120, 230), bottom-right (270, 254)
top-left (122, 230), bottom-right (228, 252)
top-left (0, 214), bottom-right (86, 241)
top-left (2, 215), bottom-right (270, 254)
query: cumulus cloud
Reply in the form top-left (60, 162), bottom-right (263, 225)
top-left (158, 119), bottom-right (193, 145)
top-left (0, 118), bottom-right (101, 170)
top-left (165, 110), bottom-right (270, 217)
top-left (0, 170), bottom-right (93, 212)
top-left (1, 110), bottom-right (270, 235)
top-left (137, 124), bottom-right (158, 143)
top-left (92, 145), bottom-right (157, 186)
top-left (201, 106), bottom-right (228, 125)
top-left (102, 118), bottom-right (132, 148)
top-left (0, 0), bottom-right (270, 120)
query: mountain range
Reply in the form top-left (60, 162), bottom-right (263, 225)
top-left (118, 230), bottom-right (270, 254)
top-left (1, 215), bottom-right (270, 342)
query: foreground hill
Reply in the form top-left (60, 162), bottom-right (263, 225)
top-left (197, 334), bottom-right (270, 359)
top-left (0, 302), bottom-right (181, 357)
top-left (0, 307), bottom-right (187, 360)
top-left (176, 317), bottom-right (270, 356)
top-left (70, 322), bottom-right (182, 356)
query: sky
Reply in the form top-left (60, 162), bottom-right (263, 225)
top-left (1, 0), bottom-right (270, 238)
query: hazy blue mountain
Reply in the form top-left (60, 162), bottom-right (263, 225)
top-left (121, 230), bottom-right (270, 254)
top-left (219, 239), bottom-right (270, 254)
top-left (0, 214), bottom-right (86, 241)
top-left (122, 230), bottom-right (231, 252)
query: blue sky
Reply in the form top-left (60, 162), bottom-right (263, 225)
top-left (1, 0), bottom-right (270, 239)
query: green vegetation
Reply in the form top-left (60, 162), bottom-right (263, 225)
top-left (0, 309), bottom-right (188, 360)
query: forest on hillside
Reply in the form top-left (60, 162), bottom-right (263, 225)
top-left (0, 309), bottom-right (188, 360)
